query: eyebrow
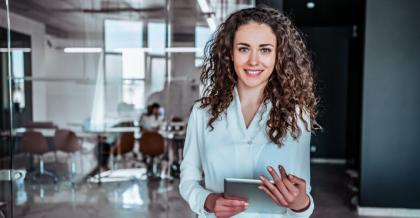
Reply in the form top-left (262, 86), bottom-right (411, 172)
top-left (236, 42), bottom-right (274, 47)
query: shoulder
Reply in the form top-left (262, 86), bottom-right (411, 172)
top-left (139, 114), bottom-right (146, 121)
top-left (190, 102), bottom-right (210, 119)
top-left (141, 114), bottom-right (150, 119)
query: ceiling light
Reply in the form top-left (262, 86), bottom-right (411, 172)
top-left (0, 48), bottom-right (31, 53)
top-left (206, 16), bottom-right (217, 31)
top-left (165, 47), bottom-right (203, 53)
top-left (113, 48), bottom-right (151, 53)
top-left (306, 2), bottom-right (315, 9)
top-left (197, 0), bottom-right (211, 13)
top-left (64, 47), bottom-right (102, 53)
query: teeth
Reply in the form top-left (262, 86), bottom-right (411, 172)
top-left (245, 70), bottom-right (262, 75)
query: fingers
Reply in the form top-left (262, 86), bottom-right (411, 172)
top-left (259, 165), bottom-right (309, 212)
top-left (263, 165), bottom-right (307, 203)
top-left (267, 165), bottom-right (281, 181)
top-left (221, 199), bottom-right (248, 207)
top-left (258, 184), bottom-right (281, 206)
top-left (289, 174), bottom-right (307, 189)
top-left (259, 175), bottom-right (289, 206)
top-left (215, 198), bottom-right (247, 211)
top-left (278, 165), bottom-right (299, 196)
top-left (216, 210), bottom-right (245, 218)
top-left (214, 198), bottom-right (248, 218)
top-left (267, 166), bottom-right (294, 202)
top-left (216, 210), bottom-right (246, 218)
top-left (278, 165), bottom-right (288, 179)
top-left (216, 205), bottom-right (247, 213)
top-left (283, 178), bottom-right (299, 197)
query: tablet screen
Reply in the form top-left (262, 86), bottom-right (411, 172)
top-left (224, 178), bottom-right (286, 214)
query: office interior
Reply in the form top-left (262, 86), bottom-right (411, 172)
top-left (0, 0), bottom-right (419, 217)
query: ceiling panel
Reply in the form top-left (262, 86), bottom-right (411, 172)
top-left (5, 0), bottom-right (254, 39)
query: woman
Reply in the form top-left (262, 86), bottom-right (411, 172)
top-left (139, 102), bottom-right (164, 132)
top-left (180, 7), bottom-right (320, 218)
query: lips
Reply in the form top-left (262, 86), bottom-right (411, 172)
top-left (244, 69), bottom-right (264, 77)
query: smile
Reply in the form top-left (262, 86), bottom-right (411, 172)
top-left (244, 69), bottom-right (264, 76)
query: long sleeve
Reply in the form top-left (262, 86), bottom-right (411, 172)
top-left (286, 110), bottom-right (314, 217)
top-left (179, 107), bottom-right (212, 216)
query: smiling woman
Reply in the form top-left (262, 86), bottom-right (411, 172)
top-left (233, 22), bottom-right (276, 92)
top-left (179, 7), bottom-right (321, 218)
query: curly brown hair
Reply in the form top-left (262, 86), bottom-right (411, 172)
top-left (199, 7), bottom-right (321, 145)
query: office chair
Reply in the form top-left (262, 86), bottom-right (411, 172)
top-left (54, 129), bottom-right (81, 183)
top-left (22, 131), bottom-right (58, 183)
top-left (111, 132), bottom-right (135, 169)
top-left (139, 132), bottom-right (165, 179)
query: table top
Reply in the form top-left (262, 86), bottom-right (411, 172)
top-left (84, 126), bottom-right (138, 133)
top-left (11, 127), bottom-right (185, 140)
top-left (12, 128), bottom-right (94, 139)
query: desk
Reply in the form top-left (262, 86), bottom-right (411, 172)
top-left (12, 128), bottom-right (95, 140)
top-left (13, 128), bottom-right (55, 137)
top-left (84, 126), bottom-right (186, 183)
top-left (83, 126), bottom-right (140, 184)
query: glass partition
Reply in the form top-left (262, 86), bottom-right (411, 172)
top-left (0, 0), bottom-right (255, 217)
top-left (1, 0), bottom-right (22, 217)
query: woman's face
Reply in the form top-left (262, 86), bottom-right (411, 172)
top-left (152, 107), bottom-right (160, 116)
top-left (232, 22), bottom-right (277, 91)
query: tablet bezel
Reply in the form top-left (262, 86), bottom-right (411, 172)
top-left (224, 178), bottom-right (287, 214)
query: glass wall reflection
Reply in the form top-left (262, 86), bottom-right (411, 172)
top-left (1, 0), bottom-right (254, 217)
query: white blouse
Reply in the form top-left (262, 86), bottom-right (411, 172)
top-left (179, 88), bottom-right (314, 218)
top-left (139, 114), bottom-right (164, 130)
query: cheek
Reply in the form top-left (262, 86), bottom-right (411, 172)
top-left (233, 52), bottom-right (248, 66)
top-left (261, 54), bottom-right (276, 69)
top-left (233, 53), bottom-right (248, 69)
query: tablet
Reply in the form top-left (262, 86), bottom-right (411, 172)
top-left (224, 178), bottom-right (286, 214)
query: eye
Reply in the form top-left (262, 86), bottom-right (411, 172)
top-left (260, 48), bottom-right (272, 54)
top-left (238, 47), bottom-right (249, 52)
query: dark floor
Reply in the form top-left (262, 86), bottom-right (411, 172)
top-left (1, 150), bottom-right (412, 218)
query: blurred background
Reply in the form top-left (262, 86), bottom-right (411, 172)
top-left (0, 0), bottom-right (419, 217)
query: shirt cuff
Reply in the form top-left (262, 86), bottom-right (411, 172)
top-left (195, 188), bottom-right (212, 216)
top-left (286, 194), bottom-right (314, 217)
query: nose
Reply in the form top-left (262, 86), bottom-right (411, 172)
top-left (248, 50), bottom-right (259, 66)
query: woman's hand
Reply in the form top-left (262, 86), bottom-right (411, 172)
top-left (258, 165), bottom-right (310, 212)
top-left (204, 193), bottom-right (248, 218)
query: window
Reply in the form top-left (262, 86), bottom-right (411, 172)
top-left (148, 22), bottom-right (166, 55)
top-left (104, 19), bottom-right (146, 110)
top-left (148, 22), bottom-right (169, 94)
top-left (195, 26), bottom-right (212, 66)
top-left (105, 20), bottom-right (143, 52)
top-left (12, 51), bottom-right (25, 108)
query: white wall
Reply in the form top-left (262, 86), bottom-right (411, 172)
top-left (0, 10), bottom-right (105, 127)
top-left (44, 36), bottom-right (101, 127)
top-left (0, 9), bottom-right (47, 121)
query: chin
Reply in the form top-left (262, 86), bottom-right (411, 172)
top-left (241, 80), bottom-right (268, 89)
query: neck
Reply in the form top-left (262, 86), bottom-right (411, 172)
top-left (237, 83), bottom-right (266, 106)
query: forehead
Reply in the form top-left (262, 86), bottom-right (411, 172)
top-left (234, 22), bottom-right (276, 45)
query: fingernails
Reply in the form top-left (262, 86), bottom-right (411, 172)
top-left (267, 166), bottom-right (273, 172)
top-left (244, 202), bottom-right (249, 207)
top-left (289, 175), bottom-right (294, 179)
top-left (258, 185), bottom-right (263, 190)
top-left (259, 175), bottom-right (265, 181)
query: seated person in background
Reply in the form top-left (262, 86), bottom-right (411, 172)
top-left (139, 103), bottom-right (164, 132)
